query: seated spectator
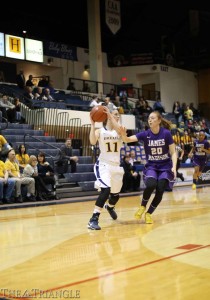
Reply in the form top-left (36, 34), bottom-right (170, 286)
top-left (5, 149), bottom-right (36, 202)
top-left (89, 96), bottom-right (101, 108)
top-left (23, 155), bottom-right (51, 201)
top-left (120, 154), bottom-right (141, 192)
top-left (0, 159), bottom-right (16, 204)
top-left (23, 86), bottom-right (34, 108)
top-left (104, 97), bottom-right (118, 112)
top-left (129, 150), bottom-right (138, 165)
top-left (33, 87), bottom-right (43, 100)
top-left (56, 138), bottom-right (78, 176)
top-left (41, 88), bottom-right (55, 102)
top-left (37, 152), bottom-right (58, 200)
top-left (25, 75), bottom-right (34, 87)
top-left (0, 94), bottom-right (16, 123)
top-left (15, 144), bottom-right (30, 173)
top-left (119, 96), bottom-right (131, 114)
top-left (0, 135), bottom-right (12, 161)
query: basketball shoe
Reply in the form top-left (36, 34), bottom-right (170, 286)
top-left (145, 213), bottom-right (153, 224)
top-left (87, 217), bottom-right (101, 230)
top-left (134, 206), bottom-right (146, 220)
top-left (192, 183), bottom-right (196, 190)
top-left (104, 204), bottom-right (117, 220)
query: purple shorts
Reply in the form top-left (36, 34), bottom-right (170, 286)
top-left (192, 157), bottom-right (207, 172)
top-left (143, 162), bottom-right (175, 190)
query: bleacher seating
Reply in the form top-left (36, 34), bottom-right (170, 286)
top-left (1, 122), bottom-right (96, 199)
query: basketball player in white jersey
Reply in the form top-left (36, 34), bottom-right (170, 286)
top-left (87, 108), bottom-right (124, 230)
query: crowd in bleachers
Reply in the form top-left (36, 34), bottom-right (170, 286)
top-left (1, 75), bottom-right (210, 203)
top-left (0, 135), bottom-right (59, 204)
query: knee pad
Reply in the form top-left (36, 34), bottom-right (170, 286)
top-left (95, 187), bottom-right (110, 208)
top-left (109, 193), bottom-right (119, 206)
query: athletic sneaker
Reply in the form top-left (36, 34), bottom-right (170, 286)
top-left (134, 205), bottom-right (146, 220)
top-left (180, 173), bottom-right (185, 181)
top-left (145, 213), bottom-right (153, 224)
top-left (192, 183), bottom-right (196, 190)
top-left (104, 204), bottom-right (117, 220)
top-left (87, 217), bottom-right (101, 230)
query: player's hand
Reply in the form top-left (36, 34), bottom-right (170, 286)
top-left (172, 167), bottom-right (177, 180)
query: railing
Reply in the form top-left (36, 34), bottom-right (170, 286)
top-left (23, 134), bottom-right (62, 169)
top-left (21, 105), bottom-right (93, 157)
top-left (68, 77), bottom-right (160, 100)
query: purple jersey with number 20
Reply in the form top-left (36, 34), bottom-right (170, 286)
top-left (136, 127), bottom-right (175, 189)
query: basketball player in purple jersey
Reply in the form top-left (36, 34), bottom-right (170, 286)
top-left (120, 111), bottom-right (177, 224)
top-left (188, 130), bottom-right (210, 189)
top-left (87, 108), bottom-right (124, 230)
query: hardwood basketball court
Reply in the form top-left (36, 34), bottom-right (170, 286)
top-left (0, 185), bottom-right (210, 300)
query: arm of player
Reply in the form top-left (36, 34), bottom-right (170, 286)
top-left (169, 143), bottom-right (177, 179)
top-left (89, 115), bottom-right (100, 145)
top-left (118, 126), bottom-right (138, 143)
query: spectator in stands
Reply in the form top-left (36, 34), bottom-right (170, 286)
top-left (83, 83), bottom-right (90, 92)
top-left (33, 87), bottom-right (43, 100)
top-left (14, 97), bottom-right (23, 122)
top-left (37, 152), bottom-right (58, 200)
top-left (38, 76), bottom-right (49, 88)
top-left (0, 94), bottom-right (16, 123)
top-left (0, 135), bottom-right (12, 161)
top-left (16, 70), bottom-right (25, 89)
top-left (104, 97), bottom-right (118, 112)
top-left (183, 105), bottom-right (193, 126)
top-left (106, 89), bottom-right (116, 101)
top-left (15, 144), bottom-right (30, 173)
top-left (172, 101), bottom-right (182, 128)
top-left (5, 149), bottom-right (36, 202)
top-left (119, 96), bottom-right (132, 114)
top-left (25, 75), bottom-right (34, 87)
top-left (23, 155), bottom-right (52, 201)
top-left (119, 111), bottom-right (177, 224)
top-left (23, 86), bottom-right (34, 108)
top-left (67, 82), bottom-right (75, 91)
top-left (87, 108), bottom-right (124, 230)
top-left (153, 98), bottom-right (166, 113)
top-left (120, 154), bottom-right (140, 192)
top-left (189, 103), bottom-right (200, 120)
top-left (41, 88), bottom-right (55, 102)
top-left (188, 130), bottom-right (210, 190)
top-left (129, 150), bottom-right (137, 165)
top-left (0, 159), bottom-right (16, 204)
top-left (57, 138), bottom-right (78, 176)
top-left (153, 98), bottom-right (167, 115)
top-left (89, 96), bottom-right (101, 108)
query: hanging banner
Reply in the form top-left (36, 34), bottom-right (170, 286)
top-left (105, 0), bottom-right (121, 34)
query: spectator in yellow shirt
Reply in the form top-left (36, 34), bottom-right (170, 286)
top-left (0, 135), bottom-right (12, 160)
top-left (0, 160), bottom-right (16, 204)
top-left (15, 144), bottom-right (30, 172)
top-left (5, 149), bottom-right (36, 203)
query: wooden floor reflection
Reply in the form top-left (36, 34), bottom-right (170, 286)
top-left (0, 185), bottom-right (210, 300)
